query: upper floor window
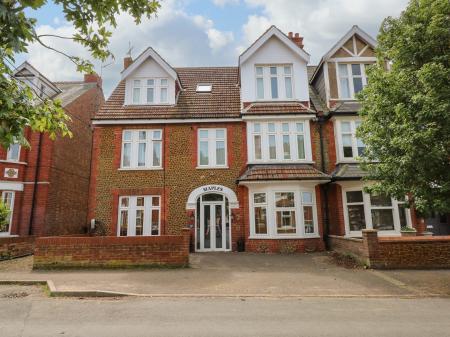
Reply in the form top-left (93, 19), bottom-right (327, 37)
top-left (336, 120), bottom-right (365, 161)
top-left (249, 121), bottom-right (310, 163)
top-left (198, 129), bottom-right (227, 168)
top-left (337, 63), bottom-right (369, 99)
top-left (131, 78), bottom-right (169, 105)
top-left (118, 195), bottom-right (160, 236)
top-left (255, 65), bottom-right (294, 100)
top-left (6, 143), bottom-right (20, 162)
top-left (121, 130), bottom-right (162, 169)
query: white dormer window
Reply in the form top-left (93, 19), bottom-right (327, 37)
top-left (196, 84), bottom-right (212, 93)
top-left (255, 65), bottom-right (294, 101)
top-left (131, 78), bottom-right (169, 105)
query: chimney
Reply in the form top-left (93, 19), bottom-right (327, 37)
top-left (288, 32), bottom-right (304, 49)
top-left (84, 73), bottom-right (102, 87)
top-left (123, 56), bottom-right (133, 70)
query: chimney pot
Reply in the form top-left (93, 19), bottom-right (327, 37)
top-left (288, 32), bottom-right (293, 38)
top-left (294, 33), bottom-right (300, 38)
top-left (84, 73), bottom-right (102, 87)
top-left (123, 56), bottom-right (133, 70)
top-left (288, 32), bottom-right (304, 49)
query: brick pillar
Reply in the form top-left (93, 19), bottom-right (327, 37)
top-left (362, 229), bottom-right (379, 268)
top-left (182, 228), bottom-right (191, 256)
top-left (415, 217), bottom-right (426, 235)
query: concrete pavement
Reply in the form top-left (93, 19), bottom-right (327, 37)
top-left (1, 285), bottom-right (450, 337)
top-left (0, 253), bottom-right (449, 297)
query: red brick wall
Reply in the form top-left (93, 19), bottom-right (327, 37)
top-left (0, 236), bottom-right (35, 260)
top-left (327, 235), bottom-right (368, 265)
top-left (327, 183), bottom-right (345, 235)
top-left (246, 238), bottom-right (325, 253)
top-left (33, 229), bottom-right (190, 268)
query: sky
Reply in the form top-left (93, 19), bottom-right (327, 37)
top-left (17, 0), bottom-right (409, 97)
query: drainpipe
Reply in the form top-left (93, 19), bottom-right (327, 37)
top-left (28, 132), bottom-right (42, 236)
top-left (318, 114), bottom-right (330, 247)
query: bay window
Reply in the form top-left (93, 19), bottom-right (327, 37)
top-left (343, 188), bottom-right (411, 236)
top-left (255, 65), bottom-right (294, 100)
top-left (336, 120), bottom-right (365, 161)
top-left (118, 195), bottom-right (160, 236)
top-left (198, 129), bottom-right (227, 168)
top-left (248, 121), bottom-right (311, 162)
top-left (130, 78), bottom-right (169, 104)
top-left (250, 187), bottom-right (318, 238)
top-left (337, 63), bottom-right (369, 99)
top-left (121, 130), bottom-right (162, 169)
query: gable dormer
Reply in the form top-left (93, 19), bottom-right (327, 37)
top-left (310, 25), bottom-right (377, 109)
top-left (122, 47), bottom-right (181, 106)
top-left (239, 26), bottom-right (310, 104)
top-left (14, 61), bottom-right (61, 100)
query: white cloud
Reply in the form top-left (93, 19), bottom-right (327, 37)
top-left (207, 29), bottom-right (234, 51)
top-left (212, 0), bottom-right (240, 7)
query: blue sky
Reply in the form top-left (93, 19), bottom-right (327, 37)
top-left (20, 0), bottom-right (409, 96)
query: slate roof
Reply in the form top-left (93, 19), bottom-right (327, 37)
top-left (54, 82), bottom-right (98, 107)
top-left (243, 102), bottom-right (314, 115)
top-left (331, 164), bottom-right (368, 180)
top-left (331, 101), bottom-right (361, 115)
top-left (238, 164), bottom-right (330, 182)
top-left (95, 67), bottom-right (241, 120)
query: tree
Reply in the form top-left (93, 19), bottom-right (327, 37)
top-left (0, 0), bottom-right (160, 148)
top-left (358, 0), bottom-right (450, 214)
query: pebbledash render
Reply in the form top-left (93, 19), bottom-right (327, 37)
top-left (89, 25), bottom-right (419, 253)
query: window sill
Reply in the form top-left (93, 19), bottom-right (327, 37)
top-left (0, 160), bottom-right (27, 165)
top-left (0, 234), bottom-right (16, 237)
top-left (196, 166), bottom-right (229, 170)
top-left (248, 235), bottom-right (320, 240)
top-left (118, 167), bottom-right (163, 171)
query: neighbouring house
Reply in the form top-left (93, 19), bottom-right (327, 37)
top-left (0, 62), bottom-right (104, 237)
top-left (89, 25), bottom-right (421, 253)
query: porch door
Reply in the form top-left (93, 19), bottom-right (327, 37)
top-left (197, 193), bottom-right (230, 251)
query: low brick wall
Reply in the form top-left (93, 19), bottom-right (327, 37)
top-left (0, 236), bottom-right (35, 260)
top-left (33, 229), bottom-right (190, 269)
top-left (328, 230), bottom-right (450, 269)
top-left (245, 238), bottom-right (325, 253)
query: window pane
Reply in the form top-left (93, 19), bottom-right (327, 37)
top-left (7, 143), bottom-right (20, 161)
top-left (371, 209), bottom-right (394, 230)
top-left (398, 204), bottom-right (408, 228)
top-left (268, 123), bottom-right (275, 132)
top-left (202, 193), bottom-right (223, 202)
top-left (303, 206), bottom-right (314, 234)
top-left (147, 79), bottom-right (154, 86)
top-left (136, 197), bottom-right (144, 206)
top-left (276, 211), bottom-right (296, 234)
top-left (342, 134), bottom-right (353, 157)
top-left (254, 207), bottom-right (267, 234)
top-left (346, 191), bottom-right (363, 203)
top-left (297, 135), bottom-right (305, 159)
top-left (256, 66), bottom-right (263, 76)
top-left (340, 78), bottom-right (350, 98)
top-left (138, 131), bottom-right (146, 140)
top-left (269, 135), bottom-right (276, 159)
top-left (353, 77), bottom-right (363, 94)
top-left (216, 129), bottom-right (225, 139)
top-left (254, 135), bottom-right (262, 160)
top-left (138, 143), bottom-right (146, 167)
top-left (283, 135), bottom-right (290, 159)
top-left (285, 77), bottom-right (293, 98)
top-left (120, 210), bottom-right (128, 236)
top-left (153, 141), bottom-right (161, 167)
top-left (296, 123), bottom-right (304, 133)
top-left (282, 123), bottom-right (289, 132)
top-left (151, 209), bottom-right (159, 235)
top-left (302, 192), bottom-right (313, 204)
top-left (160, 79), bottom-right (168, 86)
top-left (199, 130), bottom-right (208, 139)
top-left (370, 194), bottom-right (392, 207)
top-left (256, 78), bottom-right (264, 99)
top-left (133, 80), bottom-right (141, 86)
top-left (135, 210), bottom-right (144, 236)
top-left (122, 143), bottom-right (131, 167)
top-left (152, 196), bottom-right (160, 207)
top-left (254, 123), bottom-right (261, 133)
top-left (254, 193), bottom-right (266, 204)
top-left (338, 64), bottom-right (348, 76)
top-left (160, 88), bottom-right (168, 102)
top-left (283, 66), bottom-right (292, 75)
top-left (152, 130), bottom-right (162, 140)
top-left (133, 87), bottom-right (140, 104)
top-left (347, 205), bottom-right (366, 231)
top-left (216, 141), bottom-right (225, 165)
top-left (341, 122), bottom-right (351, 133)
top-left (357, 138), bottom-right (365, 156)
top-left (199, 141), bottom-right (209, 165)
top-left (146, 87), bottom-right (154, 103)
top-left (270, 67), bottom-right (277, 75)
top-left (275, 192), bottom-right (295, 207)
top-left (120, 197), bottom-right (129, 207)
top-left (351, 64), bottom-right (361, 76)
top-left (270, 77), bottom-right (278, 99)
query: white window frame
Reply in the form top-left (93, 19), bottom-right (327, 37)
top-left (336, 63), bottom-right (368, 99)
top-left (197, 128), bottom-right (228, 168)
top-left (254, 65), bottom-right (294, 101)
top-left (247, 120), bottom-right (312, 163)
top-left (335, 119), bottom-right (365, 162)
top-left (249, 185), bottom-right (319, 239)
top-left (0, 191), bottom-right (14, 236)
top-left (117, 195), bottom-right (161, 236)
top-left (120, 130), bottom-right (163, 170)
top-left (130, 77), bottom-right (169, 105)
top-left (6, 143), bottom-right (21, 162)
top-left (342, 185), bottom-right (412, 237)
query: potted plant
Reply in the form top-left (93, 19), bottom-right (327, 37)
top-left (400, 226), bottom-right (417, 237)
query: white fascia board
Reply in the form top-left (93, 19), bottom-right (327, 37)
top-left (239, 179), bottom-right (329, 186)
top-left (239, 26), bottom-right (310, 65)
top-left (0, 181), bottom-right (24, 191)
top-left (242, 114), bottom-right (316, 121)
top-left (92, 118), bottom-right (243, 125)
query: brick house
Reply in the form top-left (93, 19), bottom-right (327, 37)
top-left (0, 62), bottom-right (104, 237)
top-left (89, 25), bottom-right (420, 253)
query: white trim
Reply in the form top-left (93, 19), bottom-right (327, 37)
top-left (242, 115), bottom-right (315, 121)
top-left (329, 57), bottom-right (376, 62)
top-left (197, 128), bottom-right (228, 168)
top-left (0, 191), bottom-right (15, 235)
top-left (0, 160), bottom-right (27, 165)
top-left (117, 195), bottom-right (161, 236)
top-left (92, 118), bottom-right (243, 125)
top-left (324, 26), bottom-right (377, 61)
top-left (120, 129), bottom-right (163, 169)
top-left (0, 182), bottom-right (23, 191)
top-left (186, 185), bottom-right (239, 210)
top-left (334, 118), bottom-right (365, 162)
top-left (239, 26), bottom-right (310, 65)
top-left (240, 180), bottom-right (328, 186)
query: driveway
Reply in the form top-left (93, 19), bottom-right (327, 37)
top-left (0, 253), bottom-right (449, 297)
